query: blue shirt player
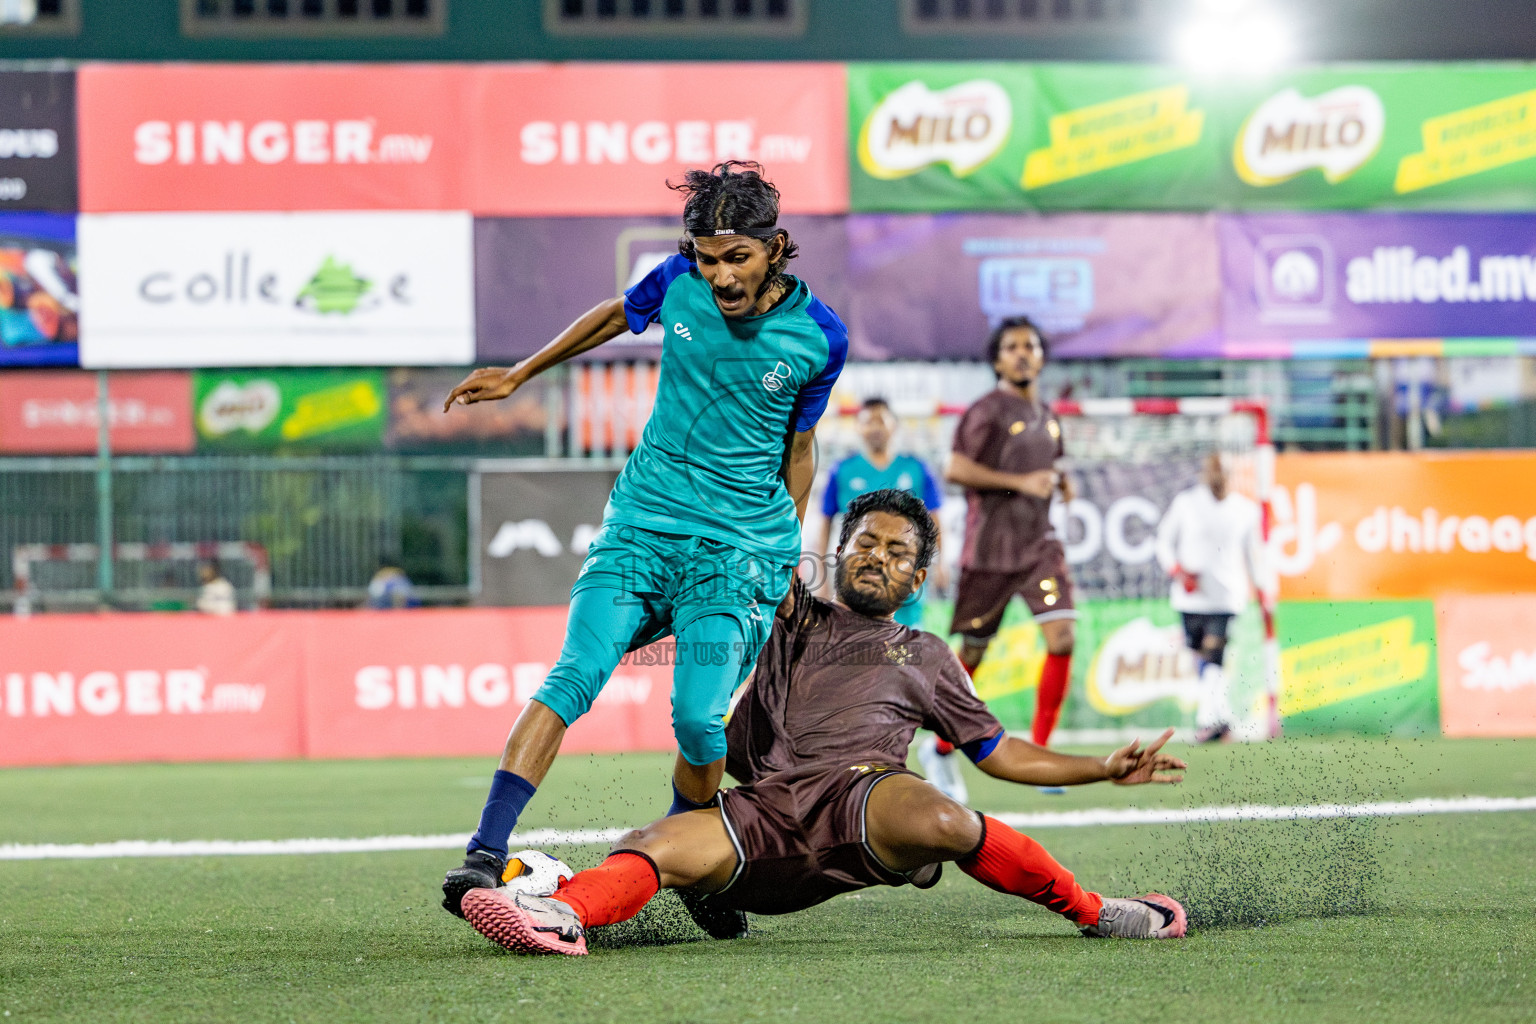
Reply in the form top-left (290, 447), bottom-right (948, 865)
top-left (811, 397), bottom-right (946, 630)
top-left (440, 161), bottom-right (848, 921)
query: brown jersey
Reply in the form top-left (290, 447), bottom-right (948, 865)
top-left (951, 388), bottom-right (1064, 573)
top-left (725, 579), bottom-right (1003, 785)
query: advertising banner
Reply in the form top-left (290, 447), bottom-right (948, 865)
top-left (471, 63), bottom-right (847, 216)
top-left (0, 612), bottom-right (306, 767)
top-left (192, 368), bottom-right (386, 453)
top-left (0, 71), bottom-right (77, 211)
top-left (1222, 213), bottom-right (1536, 344)
top-left (387, 367), bottom-right (549, 456)
top-left (77, 63), bottom-right (471, 213)
top-left (850, 63), bottom-right (1219, 214)
top-left (845, 213), bottom-right (1220, 359)
top-left (1275, 600), bottom-right (1440, 736)
top-left (0, 607), bottom-right (680, 767)
top-left (78, 212), bottom-right (474, 368)
top-left (302, 607), bottom-right (674, 759)
top-left (478, 469), bottom-right (618, 606)
top-left (851, 63), bottom-right (1536, 213)
top-left (475, 215), bottom-right (848, 362)
top-left (1435, 594), bottom-right (1536, 738)
top-left (0, 370), bottom-right (193, 454)
top-left (0, 212), bottom-right (77, 367)
top-left (1273, 451), bottom-right (1536, 600)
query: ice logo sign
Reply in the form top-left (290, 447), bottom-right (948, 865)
top-left (978, 257), bottom-right (1094, 333)
top-left (1235, 86), bottom-right (1386, 187)
top-left (858, 79), bottom-right (1012, 180)
top-left (1271, 250), bottom-right (1320, 300)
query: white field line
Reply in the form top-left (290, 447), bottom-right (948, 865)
top-left (2, 796), bottom-right (1533, 862)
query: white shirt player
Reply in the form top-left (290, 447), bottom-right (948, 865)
top-left (1154, 484), bottom-right (1265, 616)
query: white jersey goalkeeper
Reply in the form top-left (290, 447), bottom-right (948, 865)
top-left (1154, 453), bottom-right (1266, 743)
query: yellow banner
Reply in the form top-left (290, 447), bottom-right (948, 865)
top-left (1022, 85), bottom-right (1204, 190)
top-left (1279, 616), bottom-right (1430, 716)
top-left (282, 381), bottom-right (382, 441)
top-left (1395, 88), bottom-right (1536, 193)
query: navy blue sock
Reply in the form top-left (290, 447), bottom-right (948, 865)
top-left (668, 780), bottom-right (715, 817)
top-left (466, 770), bottom-right (537, 860)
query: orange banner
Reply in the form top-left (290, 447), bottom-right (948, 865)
top-left (0, 607), bottom-right (677, 766)
top-left (1435, 594), bottom-right (1536, 738)
top-left (1273, 451), bottom-right (1536, 600)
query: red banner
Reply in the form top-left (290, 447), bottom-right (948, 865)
top-left (1435, 594), bottom-right (1536, 738)
top-left (302, 607), bottom-right (674, 759)
top-left (469, 63), bottom-right (847, 215)
top-left (0, 607), bottom-right (676, 766)
top-left (76, 63), bottom-right (848, 216)
top-left (77, 64), bottom-right (474, 213)
top-left (0, 370), bottom-right (193, 454)
top-left (0, 612), bottom-right (304, 766)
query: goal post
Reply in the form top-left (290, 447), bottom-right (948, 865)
top-left (818, 395), bottom-right (1281, 742)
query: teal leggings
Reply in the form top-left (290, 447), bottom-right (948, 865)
top-left (531, 587), bottom-right (756, 766)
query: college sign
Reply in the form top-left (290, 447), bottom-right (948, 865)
top-left (78, 211), bottom-right (474, 367)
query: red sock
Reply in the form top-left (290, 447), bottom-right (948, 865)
top-left (549, 852), bottom-right (660, 928)
top-left (934, 738), bottom-right (956, 756)
top-left (957, 815), bottom-right (1103, 926)
top-left (1031, 652), bottom-right (1072, 747)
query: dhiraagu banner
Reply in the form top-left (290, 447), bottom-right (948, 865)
top-left (193, 368), bottom-right (386, 452)
top-left (851, 63), bottom-right (1536, 212)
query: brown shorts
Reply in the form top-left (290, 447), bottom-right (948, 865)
top-left (709, 762), bottom-right (942, 916)
top-left (950, 540), bottom-right (1076, 640)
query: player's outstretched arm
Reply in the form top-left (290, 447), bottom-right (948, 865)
top-left (443, 297), bottom-right (629, 411)
top-left (976, 728), bottom-right (1185, 787)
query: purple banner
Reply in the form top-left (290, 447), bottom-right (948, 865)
top-left (845, 213), bottom-right (1220, 360)
top-left (1222, 213), bottom-right (1536, 342)
top-left (475, 216), bottom-right (848, 363)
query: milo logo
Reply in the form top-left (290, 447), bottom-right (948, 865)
top-left (1235, 85), bottom-right (1385, 187)
top-left (198, 379), bottom-right (280, 437)
top-left (858, 79), bottom-right (1012, 180)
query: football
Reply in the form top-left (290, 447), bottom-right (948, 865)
top-left (499, 849), bottom-right (575, 897)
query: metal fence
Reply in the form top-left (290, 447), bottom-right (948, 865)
top-left (0, 455), bottom-right (473, 611)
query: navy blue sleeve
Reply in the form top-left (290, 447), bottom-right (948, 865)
top-left (961, 731), bottom-right (1005, 765)
top-left (791, 296), bottom-right (850, 434)
top-left (622, 253), bottom-right (693, 335)
top-left (821, 459), bottom-right (846, 518)
top-left (918, 460), bottom-right (943, 510)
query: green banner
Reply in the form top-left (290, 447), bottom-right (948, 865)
top-left (1275, 600), bottom-right (1440, 737)
top-left (850, 63), bottom-right (1536, 212)
top-left (193, 369), bottom-right (386, 453)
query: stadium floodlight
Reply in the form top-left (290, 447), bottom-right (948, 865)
top-left (1173, 0), bottom-right (1294, 75)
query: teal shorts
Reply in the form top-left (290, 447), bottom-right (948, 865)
top-left (532, 524), bottom-right (793, 765)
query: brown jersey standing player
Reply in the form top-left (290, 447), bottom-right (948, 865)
top-left (945, 316), bottom-right (1076, 757)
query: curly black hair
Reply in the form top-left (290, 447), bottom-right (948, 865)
top-left (837, 488), bottom-right (939, 572)
top-left (985, 316), bottom-right (1050, 376)
top-left (669, 160), bottom-right (799, 283)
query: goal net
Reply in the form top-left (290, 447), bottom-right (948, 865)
top-left (12, 541), bottom-right (272, 614)
top-left (816, 397), bottom-right (1280, 743)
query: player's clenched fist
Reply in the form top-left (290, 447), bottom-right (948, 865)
top-left (444, 366), bottom-right (525, 411)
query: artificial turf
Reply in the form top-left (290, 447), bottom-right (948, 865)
top-left (1, 737), bottom-right (1532, 1023)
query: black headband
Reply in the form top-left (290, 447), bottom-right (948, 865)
top-left (687, 227), bottom-right (784, 241)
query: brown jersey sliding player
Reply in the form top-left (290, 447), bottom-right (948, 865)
top-left (457, 489), bottom-right (1187, 956)
top-left (944, 316), bottom-right (1076, 769)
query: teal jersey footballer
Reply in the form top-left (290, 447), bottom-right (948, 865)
top-left (442, 162), bottom-right (847, 927)
top-left (610, 252), bottom-right (847, 566)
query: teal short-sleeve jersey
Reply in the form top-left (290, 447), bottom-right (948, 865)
top-left (609, 253), bottom-right (848, 565)
top-left (821, 452), bottom-right (944, 519)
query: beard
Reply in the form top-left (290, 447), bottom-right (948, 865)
top-left (834, 559), bottom-right (912, 617)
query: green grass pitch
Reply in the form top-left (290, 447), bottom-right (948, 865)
top-left (1, 737), bottom-right (1532, 1023)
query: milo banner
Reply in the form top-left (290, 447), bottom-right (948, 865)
top-left (193, 368), bottom-right (386, 452)
top-left (851, 63), bottom-right (1536, 212)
